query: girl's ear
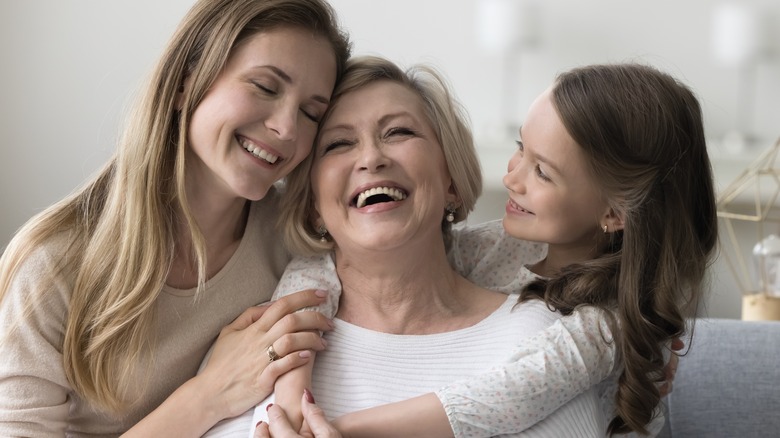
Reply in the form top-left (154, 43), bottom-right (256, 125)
top-left (602, 207), bottom-right (625, 232)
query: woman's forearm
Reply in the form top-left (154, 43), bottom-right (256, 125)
top-left (121, 375), bottom-right (222, 437)
top-left (274, 356), bottom-right (316, 431)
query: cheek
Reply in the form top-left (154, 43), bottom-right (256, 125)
top-left (292, 129), bottom-right (317, 159)
top-left (310, 165), bottom-right (339, 209)
top-left (289, 144), bottom-right (314, 171)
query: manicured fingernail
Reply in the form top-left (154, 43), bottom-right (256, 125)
top-left (299, 350), bottom-right (312, 359)
top-left (266, 403), bottom-right (274, 411)
top-left (256, 421), bottom-right (265, 428)
top-left (304, 388), bottom-right (315, 404)
top-left (315, 289), bottom-right (328, 297)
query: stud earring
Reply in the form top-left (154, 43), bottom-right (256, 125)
top-left (317, 225), bottom-right (328, 243)
top-left (602, 224), bottom-right (608, 234)
top-left (445, 205), bottom-right (456, 223)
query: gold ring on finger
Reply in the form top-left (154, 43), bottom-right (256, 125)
top-left (267, 344), bottom-right (281, 362)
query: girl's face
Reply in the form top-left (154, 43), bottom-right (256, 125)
top-left (187, 27), bottom-right (337, 204)
top-left (502, 87), bottom-right (611, 254)
top-left (311, 81), bottom-right (456, 256)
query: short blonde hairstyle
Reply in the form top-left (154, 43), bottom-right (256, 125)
top-left (279, 55), bottom-right (482, 256)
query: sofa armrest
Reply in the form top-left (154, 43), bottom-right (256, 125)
top-left (657, 318), bottom-right (780, 438)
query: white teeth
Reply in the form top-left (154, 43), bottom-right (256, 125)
top-left (240, 139), bottom-right (279, 164)
top-left (356, 186), bottom-right (407, 208)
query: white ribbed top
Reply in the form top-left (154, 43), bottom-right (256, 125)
top-left (311, 297), bottom-right (605, 436)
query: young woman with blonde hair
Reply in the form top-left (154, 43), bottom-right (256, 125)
top-left (0, 0), bottom-right (350, 435)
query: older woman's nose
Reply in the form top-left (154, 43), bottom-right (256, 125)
top-left (357, 141), bottom-right (390, 172)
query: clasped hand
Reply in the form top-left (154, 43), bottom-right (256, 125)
top-left (255, 390), bottom-right (340, 438)
top-left (196, 289), bottom-right (333, 420)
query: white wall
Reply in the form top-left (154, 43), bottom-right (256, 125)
top-left (0, 0), bottom-right (195, 247)
top-left (2, 0), bottom-right (779, 318)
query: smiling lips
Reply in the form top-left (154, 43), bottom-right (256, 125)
top-left (354, 186), bottom-right (408, 208)
top-left (240, 137), bottom-right (280, 164)
top-left (508, 198), bottom-right (533, 215)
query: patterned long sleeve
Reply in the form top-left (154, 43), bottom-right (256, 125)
top-left (270, 252), bottom-right (341, 318)
top-left (435, 306), bottom-right (617, 437)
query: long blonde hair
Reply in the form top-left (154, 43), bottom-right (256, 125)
top-left (0, 0), bottom-right (349, 413)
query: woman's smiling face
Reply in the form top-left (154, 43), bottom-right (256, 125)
top-left (186, 26), bottom-right (337, 204)
top-left (311, 80), bottom-right (457, 255)
top-left (502, 87), bottom-right (610, 252)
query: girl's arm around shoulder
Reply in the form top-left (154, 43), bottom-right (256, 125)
top-left (271, 253), bottom-right (340, 318)
top-left (437, 305), bottom-right (617, 437)
top-left (449, 220), bottom-right (546, 294)
top-left (332, 306), bottom-right (616, 438)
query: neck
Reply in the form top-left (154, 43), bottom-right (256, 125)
top-left (531, 241), bottom-right (601, 277)
top-left (167, 193), bottom-right (250, 289)
top-left (334, 240), bottom-right (503, 334)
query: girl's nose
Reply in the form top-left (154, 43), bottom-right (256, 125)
top-left (503, 151), bottom-right (526, 193)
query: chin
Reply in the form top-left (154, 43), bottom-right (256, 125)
top-left (501, 216), bottom-right (523, 236)
top-left (234, 187), bottom-right (268, 202)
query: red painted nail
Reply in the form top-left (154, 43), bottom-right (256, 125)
top-left (304, 388), bottom-right (315, 404)
top-left (266, 403), bottom-right (274, 411)
top-left (255, 420), bottom-right (265, 428)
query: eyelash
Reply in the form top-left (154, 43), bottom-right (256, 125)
top-left (322, 138), bottom-right (353, 154)
top-left (252, 81), bottom-right (319, 123)
top-left (320, 126), bottom-right (417, 155)
top-left (253, 81), bottom-right (276, 95)
top-left (516, 140), bottom-right (551, 182)
top-left (535, 165), bottom-right (551, 182)
top-left (301, 109), bottom-right (319, 123)
top-left (386, 126), bottom-right (416, 137)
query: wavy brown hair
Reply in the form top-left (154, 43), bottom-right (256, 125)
top-left (520, 63), bottom-right (717, 434)
top-left (0, 0), bottom-right (350, 413)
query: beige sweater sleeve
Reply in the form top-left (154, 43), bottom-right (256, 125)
top-left (0, 239), bottom-right (74, 437)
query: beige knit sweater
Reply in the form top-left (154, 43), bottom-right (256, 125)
top-left (0, 190), bottom-right (290, 437)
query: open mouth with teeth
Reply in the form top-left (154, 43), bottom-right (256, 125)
top-left (509, 199), bottom-right (534, 214)
top-left (353, 186), bottom-right (408, 208)
top-left (240, 137), bottom-right (280, 165)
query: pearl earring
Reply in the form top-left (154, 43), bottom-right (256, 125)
top-left (445, 205), bottom-right (456, 223)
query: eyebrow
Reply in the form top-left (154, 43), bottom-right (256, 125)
top-left (258, 65), bottom-right (330, 105)
top-left (377, 111), bottom-right (414, 126)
